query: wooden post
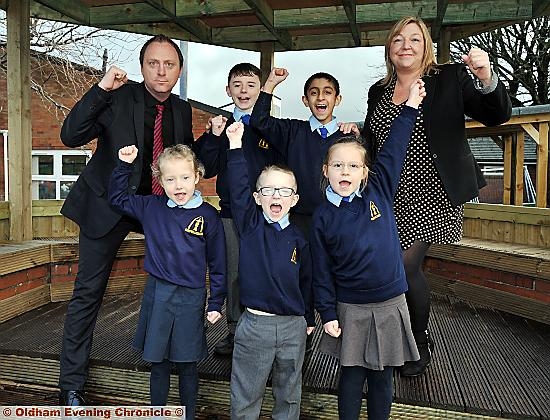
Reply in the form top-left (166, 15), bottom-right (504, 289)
top-left (259, 41), bottom-right (274, 85)
top-left (536, 122), bottom-right (548, 208)
top-left (503, 134), bottom-right (512, 205)
top-left (7, 0), bottom-right (32, 241)
top-left (514, 131), bottom-right (525, 206)
top-left (437, 28), bottom-right (451, 63)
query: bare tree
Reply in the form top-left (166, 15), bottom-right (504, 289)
top-left (450, 16), bottom-right (550, 106)
top-left (0, 13), bottom-right (146, 121)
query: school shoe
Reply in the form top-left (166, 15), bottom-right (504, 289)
top-left (213, 332), bottom-right (234, 356)
top-left (400, 330), bottom-right (435, 377)
top-left (59, 390), bottom-right (87, 406)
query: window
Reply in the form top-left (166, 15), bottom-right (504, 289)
top-left (32, 150), bottom-right (91, 200)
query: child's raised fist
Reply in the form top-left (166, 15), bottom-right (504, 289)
top-left (118, 145), bottom-right (138, 164)
top-left (226, 121), bottom-right (245, 149)
top-left (274, 68), bottom-right (285, 76)
top-left (405, 79), bottom-right (426, 109)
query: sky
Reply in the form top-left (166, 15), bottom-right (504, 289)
top-left (121, 41), bottom-right (386, 123)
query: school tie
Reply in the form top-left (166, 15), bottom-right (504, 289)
top-left (241, 114), bottom-right (251, 125)
top-left (272, 222), bottom-right (282, 231)
top-left (152, 104), bottom-right (165, 195)
top-left (319, 126), bottom-right (329, 138)
top-left (342, 196), bottom-right (350, 202)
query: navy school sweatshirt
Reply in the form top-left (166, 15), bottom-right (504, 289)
top-left (226, 148), bottom-right (315, 326)
top-left (250, 91), bottom-right (344, 216)
top-left (109, 161), bottom-right (227, 313)
top-left (311, 105), bottom-right (419, 324)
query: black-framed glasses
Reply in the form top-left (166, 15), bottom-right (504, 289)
top-left (257, 187), bottom-right (296, 197)
top-left (327, 161), bottom-right (365, 172)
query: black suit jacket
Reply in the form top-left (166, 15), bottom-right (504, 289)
top-left (61, 82), bottom-right (194, 238)
top-left (362, 63), bottom-right (512, 207)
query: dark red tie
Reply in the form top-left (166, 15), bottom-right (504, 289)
top-left (152, 104), bottom-right (165, 195)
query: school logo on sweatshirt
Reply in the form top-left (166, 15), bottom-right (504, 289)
top-left (291, 247), bottom-right (297, 264)
top-left (370, 201), bottom-right (381, 221)
top-left (258, 139), bottom-right (269, 149)
top-left (185, 216), bottom-right (204, 236)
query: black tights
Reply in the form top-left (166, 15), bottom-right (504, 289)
top-left (402, 240), bottom-right (431, 335)
top-left (150, 360), bottom-right (198, 419)
top-left (338, 366), bottom-right (394, 420)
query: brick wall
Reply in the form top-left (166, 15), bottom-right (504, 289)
top-left (424, 257), bottom-right (550, 303)
top-left (0, 56), bottom-right (218, 200)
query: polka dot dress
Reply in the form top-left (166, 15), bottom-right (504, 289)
top-left (369, 79), bottom-right (463, 250)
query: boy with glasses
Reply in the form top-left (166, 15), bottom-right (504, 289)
top-left (224, 121), bottom-right (315, 419)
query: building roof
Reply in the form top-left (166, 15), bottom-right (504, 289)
top-left (469, 136), bottom-right (537, 165)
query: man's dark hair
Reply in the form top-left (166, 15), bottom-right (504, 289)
top-left (227, 63), bottom-right (262, 85)
top-left (303, 72), bottom-right (340, 96)
top-left (139, 34), bottom-right (184, 68)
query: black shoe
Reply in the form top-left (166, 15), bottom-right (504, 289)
top-left (305, 333), bottom-right (314, 353)
top-left (213, 333), bottom-right (234, 356)
top-left (59, 390), bottom-right (87, 406)
top-left (400, 330), bottom-right (435, 377)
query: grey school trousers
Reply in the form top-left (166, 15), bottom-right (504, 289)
top-left (222, 218), bottom-right (243, 334)
top-left (230, 310), bottom-right (307, 420)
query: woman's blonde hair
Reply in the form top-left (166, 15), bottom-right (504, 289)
top-left (381, 16), bottom-right (438, 86)
top-left (151, 144), bottom-right (205, 181)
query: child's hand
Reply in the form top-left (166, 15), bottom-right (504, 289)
top-left (338, 122), bottom-right (361, 137)
top-left (263, 67), bottom-right (289, 93)
top-left (206, 115), bottom-right (228, 136)
top-left (323, 320), bottom-right (341, 338)
top-left (207, 311), bottom-right (222, 324)
top-left (462, 46), bottom-right (492, 86)
top-left (306, 326), bottom-right (315, 336)
top-left (405, 79), bottom-right (426, 109)
top-left (226, 121), bottom-right (245, 149)
top-left (118, 145), bottom-right (138, 163)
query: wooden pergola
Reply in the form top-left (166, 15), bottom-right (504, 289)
top-left (2, 0), bottom-right (550, 241)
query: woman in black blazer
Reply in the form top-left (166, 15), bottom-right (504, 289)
top-left (362, 16), bottom-right (511, 377)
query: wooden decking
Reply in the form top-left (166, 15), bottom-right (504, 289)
top-left (0, 293), bottom-right (550, 419)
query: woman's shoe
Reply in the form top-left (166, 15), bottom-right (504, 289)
top-left (400, 330), bottom-right (434, 377)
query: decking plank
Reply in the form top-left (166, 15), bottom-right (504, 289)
top-left (1, 293), bottom-right (549, 419)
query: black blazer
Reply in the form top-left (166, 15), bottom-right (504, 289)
top-left (60, 83), bottom-right (194, 238)
top-left (362, 64), bottom-right (512, 207)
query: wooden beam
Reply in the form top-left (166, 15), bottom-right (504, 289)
top-left (175, 0), bottom-right (249, 17)
top-left (437, 28), bottom-right (451, 63)
top-left (515, 131), bottom-right (525, 206)
top-left (533, 0), bottom-right (550, 17)
top-left (342, 0), bottom-right (360, 47)
top-left (431, 0), bottom-right (449, 41)
top-left (31, 0), bottom-right (88, 23)
top-left (243, 0), bottom-right (293, 50)
top-left (503, 134), bottom-right (512, 205)
top-left (467, 112), bottom-right (550, 128)
top-left (174, 18), bottom-right (212, 43)
top-left (259, 42), bottom-right (274, 85)
top-left (7, 0), bottom-right (33, 242)
top-left (90, 3), bottom-right (171, 25)
top-left (521, 123), bottom-right (540, 145)
top-left (536, 122), bottom-right (548, 208)
top-left (444, 1), bottom-right (532, 24)
top-left (212, 25), bottom-right (276, 44)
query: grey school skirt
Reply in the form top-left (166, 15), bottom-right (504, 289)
top-left (133, 275), bottom-right (208, 363)
top-left (318, 294), bottom-right (419, 370)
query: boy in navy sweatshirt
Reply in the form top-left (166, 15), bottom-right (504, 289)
top-left (250, 68), bottom-right (359, 352)
top-left (225, 121), bottom-right (315, 419)
top-left (195, 63), bottom-right (281, 356)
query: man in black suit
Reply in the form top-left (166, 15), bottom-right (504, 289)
top-left (58, 35), bottom-right (194, 406)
